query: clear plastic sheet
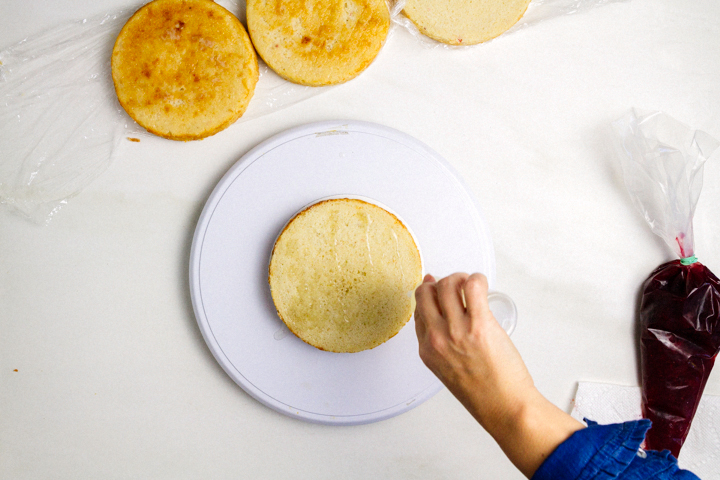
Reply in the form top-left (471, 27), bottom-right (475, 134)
top-left (614, 109), bottom-right (719, 259)
top-left (0, 0), bottom-right (328, 223)
top-left (391, 0), bottom-right (628, 48)
top-left (613, 109), bottom-right (720, 457)
top-left (0, 12), bottom-right (128, 222)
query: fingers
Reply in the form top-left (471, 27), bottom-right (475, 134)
top-left (415, 272), bottom-right (491, 347)
top-left (414, 308), bottom-right (426, 340)
top-left (414, 274), bottom-right (440, 339)
top-left (463, 273), bottom-right (492, 322)
top-left (436, 272), bottom-right (469, 323)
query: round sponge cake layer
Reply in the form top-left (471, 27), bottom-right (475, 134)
top-left (112, 0), bottom-right (259, 141)
top-left (403, 0), bottom-right (531, 45)
top-left (269, 199), bottom-right (423, 353)
top-left (247, 0), bottom-right (390, 86)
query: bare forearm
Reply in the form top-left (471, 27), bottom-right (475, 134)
top-left (450, 376), bottom-right (584, 478)
top-left (479, 390), bottom-right (584, 478)
top-left (414, 273), bottom-right (585, 478)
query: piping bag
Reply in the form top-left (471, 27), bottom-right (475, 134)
top-left (613, 109), bottom-right (720, 457)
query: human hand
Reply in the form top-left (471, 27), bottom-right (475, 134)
top-left (413, 272), bottom-right (535, 431)
top-left (414, 272), bottom-right (584, 478)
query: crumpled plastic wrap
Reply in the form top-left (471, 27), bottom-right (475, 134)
top-left (613, 109), bottom-right (720, 457)
top-left (0, 0), bottom-right (630, 223)
top-left (0, 12), bottom-right (127, 222)
top-left (391, 0), bottom-right (628, 48)
top-left (0, 0), bottom-right (328, 223)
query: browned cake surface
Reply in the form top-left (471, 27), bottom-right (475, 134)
top-left (269, 199), bottom-right (423, 353)
top-left (112, 0), bottom-right (258, 140)
top-left (247, 0), bottom-right (390, 86)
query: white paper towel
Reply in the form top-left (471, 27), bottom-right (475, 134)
top-left (571, 382), bottom-right (720, 479)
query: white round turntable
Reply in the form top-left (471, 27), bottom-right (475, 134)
top-left (189, 120), bottom-right (502, 425)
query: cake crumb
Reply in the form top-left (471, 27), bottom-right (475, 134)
top-left (127, 137), bottom-right (141, 142)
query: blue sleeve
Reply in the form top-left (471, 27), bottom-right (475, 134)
top-left (531, 419), bottom-right (701, 480)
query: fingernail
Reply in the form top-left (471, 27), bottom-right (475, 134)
top-left (423, 274), bottom-right (435, 283)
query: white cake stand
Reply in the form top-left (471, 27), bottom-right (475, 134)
top-left (189, 120), bottom-right (496, 425)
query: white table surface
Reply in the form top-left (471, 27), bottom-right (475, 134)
top-left (2, 1), bottom-right (719, 478)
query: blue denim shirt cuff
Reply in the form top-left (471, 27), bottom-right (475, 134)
top-left (531, 419), bottom-right (700, 480)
